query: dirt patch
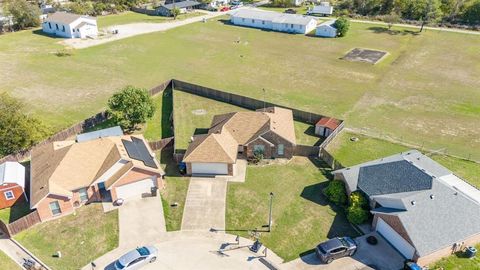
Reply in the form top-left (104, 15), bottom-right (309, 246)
top-left (342, 48), bottom-right (388, 64)
top-left (191, 109), bottom-right (207, 115)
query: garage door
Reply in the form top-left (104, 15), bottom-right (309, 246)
top-left (376, 218), bottom-right (415, 259)
top-left (191, 163), bottom-right (228, 175)
top-left (115, 178), bottom-right (155, 199)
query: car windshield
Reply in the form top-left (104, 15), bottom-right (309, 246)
top-left (137, 247), bottom-right (150, 256)
top-left (317, 244), bottom-right (327, 254)
top-left (339, 238), bottom-right (348, 247)
top-left (115, 260), bottom-right (125, 269)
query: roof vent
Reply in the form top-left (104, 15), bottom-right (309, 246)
top-left (417, 157), bottom-right (421, 160)
top-left (190, 136), bottom-right (194, 142)
top-left (411, 200), bottom-right (416, 206)
top-left (430, 194), bottom-right (435, 200)
top-left (454, 192), bottom-right (458, 196)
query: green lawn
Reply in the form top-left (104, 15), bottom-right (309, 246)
top-left (327, 131), bottom-right (480, 188)
top-left (97, 11), bottom-right (202, 28)
top-left (258, 5), bottom-right (312, 14)
top-left (143, 89), bottom-right (174, 141)
top-left (15, 204), bottom-right (118, 270)
top-left (226, 157), bottom-right (358, 261)
top-left (0, 250), bottom-right (21, 270)
top-left (430, 244), bottom-right (480, 269)
top-left (0, 199), bottom-right (32, 224)
top-left (1, 17), bottom-right (480, 160)
top-left (157, 147), bottom-right (189, 231)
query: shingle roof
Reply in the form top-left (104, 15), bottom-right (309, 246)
top-left (44, 12), bottom-right (96, 25)
top-left (161, 0), bottom-right (200, 10)
top-left (231, 8), bottom-right (316, 26)
top-left (183, 131), bottom-right (238, 163)
top-left (0, 161), bottom-right (25, 188)
top-left (316, 116), bottom-right (340, 131)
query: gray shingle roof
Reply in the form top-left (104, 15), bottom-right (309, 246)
top-left (161, 0), bottom-right (200, 10)
top-left (231, 8), bottom-right (316, 26)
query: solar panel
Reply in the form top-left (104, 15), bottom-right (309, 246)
top-left (122, 137), bottom-right (158, 168)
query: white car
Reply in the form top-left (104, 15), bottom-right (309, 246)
top-left (114, 246), bottom-right (158, 270)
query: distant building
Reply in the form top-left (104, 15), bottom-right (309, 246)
top-left (315, 20), bottom-right (337, 37)
top-left (230, 9), bottom-right (317, 35)
top-left (315, 116), bottom-right (341, 136)
top-left (307, 2), bottom-right (334, 16)
top-left (42, 12), bottom-right (97, 39)
top-left (156, 0), bottom-right (201, 16)
top-left (0, 162), bottom-right (26, 210)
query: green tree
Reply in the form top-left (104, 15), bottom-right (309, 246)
top-left (171, 7), bottom-right (180, 19)
top-left (461, 0), bottom-right (480, 24)
top-left (107, 86), bottom-right (155, 131)
top-left (323, 180), bottom-right (348, 206)
top-left (383, 11), bottom-right (400, 29)
top-left (0, 93), bottom-right (50, 156)
top-left (347, 204), bottom-right (369, 224)
top-left (334, 17), bottom-right (351, 37)
top-left (5, 0), bottom-right (41, 30)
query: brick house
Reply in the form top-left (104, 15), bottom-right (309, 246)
top-left (333, 150), bottom-right (480, 266)
top-left (30, 134), bottom-right (164, 222)
top-left (183, 107), bottom-right (296, 176)
top-left (0, 161), bottom-right (26, 210)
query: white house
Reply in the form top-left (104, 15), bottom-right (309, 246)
top-left (307, 2), bottom-right (334, 16)
top-left (230, 9), bottom-right (317, 35)
top-left (42, 12), bottom-right (97, 39)
top-left (315, 20), bottom-right (337, 37)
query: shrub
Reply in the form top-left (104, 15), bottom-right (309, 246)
top-left (334, 17), bottom-right (350, 37)
top-left (347, 204), bottom-right (369, 224)
top-left (350, 191), bottom-right (368, 208)
top-left (323, 180), bottom-right (347, 206)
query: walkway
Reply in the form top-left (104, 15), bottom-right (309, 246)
top-left (0, 233), bottom-right (48, 269)
top-left (181, 178), bottom-right (227, 231)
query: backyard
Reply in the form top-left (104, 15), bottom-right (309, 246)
top-left (97, 11), bottom-right (202, 28)
top-left (0, 199), bottom-right (31, 224)
top-left (14, 205), bottom-right (118, 270)
top-left (226, 157), bottom-right (359, 261)
top-left (0, 250), bottom-right (21, 270)
top-left (0, 17), bottom-right (479, 160)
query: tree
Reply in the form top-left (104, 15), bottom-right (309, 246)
top-left (346, 191), bottom-right (370, 224)
top-left (0, 92), bottom-right (50, 156)
top-left (323, 180), bottom-right (348, 206)
top-left (461, 0), bottom-right (480, 24)
top-left (171, 7), bottom-right (180, 20)
top-left (334, 17), bottom-right (351, 37)
top-left (420, 0), bottom-right (443, 32)
top-left (384, 11), bottom-right (400, 29)
top-left (5, 0), bottom-right (41, 30)
top-left (107, 86), bottom-right (155, 131)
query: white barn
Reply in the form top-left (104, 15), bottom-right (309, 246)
top-left (307, 2), bottom-right (334, 16)
top-left (42, 12), bottom-right (97, 39)
top-left (230, 9), bottom-right (317, 35)
top-left (315, 20), bottom-right (337, 37)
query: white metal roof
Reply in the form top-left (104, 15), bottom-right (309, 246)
top-left (231, 8), bottom-right (316, 26)
top-left (0, 161), bottom-right (25, 188)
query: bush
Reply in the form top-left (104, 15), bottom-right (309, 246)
top-left (323, 180), bottom-right (347, 206)
top-left (334, 17), bottom-right (350, 37)
top-left (350, 191), bottom-right (368, 208)
top-left (6, 0), bottom-right (41, 30)
top-left (347, 204), bottom-right (369, 224)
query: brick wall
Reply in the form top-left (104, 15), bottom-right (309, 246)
top-left (36, 194), bottom-right (74, 222)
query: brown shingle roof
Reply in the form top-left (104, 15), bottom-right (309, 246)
top-left (316, 117), bottom-right (341, 131)
top-left (183, 131), bottom-right (238, 163)
top-left (44, 12), bottom-right (96, 25)
top-left (257, 107), bottom-right (296, 144)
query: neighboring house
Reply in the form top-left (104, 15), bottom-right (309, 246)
top-left (30, 134), bottom-right (164, 222)
top-left (315, 20), bottom-right (337, 37)
top-left (156, 0), bottom-right (201, 16)
top-left (333, 150), bottom-right (480, 266)
top-left (0, 162), bottom-right (26, 209)
top-left (315, 116), bottom-right (341, 137)
top-left (307, 2), bottom-right (334, 16)
top-left (230, 9), bottom-right (317, 35)
top-left (183, 107), bottom-right (296, 176)
top-left (42, 12), bottom-right (98, 38)
top-left (202, 0), bottom-right (229, 10)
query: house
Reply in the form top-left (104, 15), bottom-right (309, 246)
top-left (30, 134), bottom-right (164, 222)
top-left (42, 12), bottom-right (97, 38)
top-left (307, 2), bottom-right (334, 16)
top-left (315, 20), bottom-right (337, 37)
top-left (183, 107), bottom-right (296, 176)
top-left (230, 9), bottom-right (317, 35)
top-left (333, 150), bottom-right (480, 266)
top-left (315, 116), bottom-right (341, 137)
top-left (202, 0), bottom-right (229, 10)
top-left (156, 1), bottom-right (201, 16)
top-left (0, 162), bottom-right (26, 209)
top-left (76, 126), bottom-right (123, 143)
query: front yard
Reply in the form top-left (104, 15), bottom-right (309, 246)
top-left (0, 250), bottom-right (21, 270)
top-left (14, 204), bottom-right (118, 270)
top-left (226, 156), bottom-right (358, 261)
top-left (97, 11), bottom-right (203, 28)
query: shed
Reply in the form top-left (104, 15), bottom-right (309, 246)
top-left (315, 117), bottom-right (340, 137)
top-left (308, 3), bottom-right (334, 16)
top-left (315, 20), bottom-right (337, 37)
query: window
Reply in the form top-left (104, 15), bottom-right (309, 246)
top-left (62, 25), bottom-right (65, 32)
top-left (4, 191), bottom-right (14, 200)
top-left (48, 22), bottom-right (51, 29)
top-left (252, 19), bottom-right (255, 23)
top-left (242, 18), bottom-right (245, 22)
top-left (253, 145), bottom-right (265, 154)
top-left (128, 257), bottom-right (146, 267)
top-left (291, 24), bottom-right (294, 28)
top-left (79, 188), bottom-right (88, 202)
top-left (55, 23), bottom-right (59, 30)
top-left (277, 144), bottom-right (284, 155)
top-left (49, 201), bottom-right (61, 216)
top-left (262, 20), bottom-right (265, 25)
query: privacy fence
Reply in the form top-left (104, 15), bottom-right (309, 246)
top-left (0, 210), bottom-right (41, 238)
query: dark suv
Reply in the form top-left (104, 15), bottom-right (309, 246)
top-left (315, 237), bottom-right (357, 264)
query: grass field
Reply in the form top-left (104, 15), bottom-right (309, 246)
top-left (97, 11), bottom-right (202, 28)
top-left (226, 157), bottom-right (359, 261)
top-left (0, 250), bottom-right (21, 270)
top-left (15, 205), bottom-right (118, 270)
top-left (430, 244), bottom-right (480, 269)
top-left (1, 17), bottom-right (479, 160)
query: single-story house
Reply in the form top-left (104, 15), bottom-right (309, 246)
top-left (42, 12), bottom-right (97, 38)
top-left (315, 116), bottom-right (341, 137)
top-left (333, 150), bottom-right (480, 266)
top-left (156, 0), bottom-right (201, 16)
top-left (315, 20), bottom-right (337, 37)
top-left (0, 162), bottom-right (26, 209)
top-left (30, 134), bottom-right (164, 222)
top-left (307, 2), bottom-right (334, 16)
top-left (183, 107), bottom-right (296, 176)
top-left (230, 9), bottom-right (317, 35)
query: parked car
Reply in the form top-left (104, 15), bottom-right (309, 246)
top-left (220, 6), bottom-right (230, 11)
top-left (404, 260), bottom-right (422, 270)
top-left (231, 1), bottom-right (243, 7)
top-left (284, 9), bottom-right (296, 14)
top-left (315, 237), bottom-right (357, 264)
top-left (114, 246), bottom-right (158, 270)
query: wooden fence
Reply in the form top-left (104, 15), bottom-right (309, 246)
top-left (319, 148), bottom-right (345, 170)
top-left (294, 145), bottom-right (320, 157)
top-left (0, 210), bottom-right (41, 237)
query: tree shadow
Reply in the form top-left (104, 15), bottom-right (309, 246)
top-left (368, 26), bottom-right (420, 36)
top-left (193, 128), bottom-right (209, 135)
top-left (160, 146), bottom-right (181, 177)
top-left (8, 198), bottom-right (32, 223)
top-left (161, 88), bottom-right (174, 138)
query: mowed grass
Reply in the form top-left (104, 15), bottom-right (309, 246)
top-left (0, 199), bottom-right (32, 224)
top-left (143, 89), bottom-right (174, 140)
top-left (173, 90), bottom-right (321, 150)
top-left (0, 250), bottom-right (21, 270)
top-left (430, 244), bottom-right (480, 269)
top-left (226, 157), bottom-right (358, 261)
top-left (97, 11), bottom-right (202, 28)
top-left (327, 131), bottom-right (480, 188)
top-left (15, 204), bottom-right (118, 270)
top-left (1, 17), bottom-right (479, 159)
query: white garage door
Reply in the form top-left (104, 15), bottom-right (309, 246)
top-left (376, 218), bottom-right (415, 259)
top-left (191, 163), bottom-right (228, 175)
top-left (115, 178), bottom-right (155, 199)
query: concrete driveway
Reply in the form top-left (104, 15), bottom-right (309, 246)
top-left (118, 195), bottom-right (166, 247)
top-left (181, 178), bottom-right (227, 231)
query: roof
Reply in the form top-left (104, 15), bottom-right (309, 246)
top-left (30, 135), bottom-right (163, 208)
top-left (311, 5), bottom-right (333, 15)
top-left (44, 12), bottom-right (96, 25)
top-left (183, 131), bottom-right (238, 163)
top-left (315, 117), bottom-right (340, 131)
top-left (317, 20), bottom-right (336, 28)
top-left (231, 8), bottom-right (316, 26)
top-left (76, 126), bottom-right (123, 142)
top-left (0, 161), bottom-right (25, 188)
top-left (161, 0), bottom-right (200, 10)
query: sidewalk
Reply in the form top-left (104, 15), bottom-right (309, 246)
top-left (0, 233), bottom-right (45, 269)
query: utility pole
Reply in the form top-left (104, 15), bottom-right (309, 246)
top-left (268, 192), bottom-right (274, 232)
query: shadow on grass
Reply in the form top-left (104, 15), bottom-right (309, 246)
top-left (218, 19), bottom-right (299, 35)
top-left (161, 88), bottom-right (174, 138)
top-left (368, 26), bottom-right (420, 36)
top-left (160, 146), bottom-right (181, 177)
top-left (7, 198), bottom-right (32, 223)
top-left (32, 29), bottom-right (66, 39)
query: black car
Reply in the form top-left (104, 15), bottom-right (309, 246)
top-left (284, 9), bottom-right (296, 14)
top-left (315, 237), bottom-right (357, 264)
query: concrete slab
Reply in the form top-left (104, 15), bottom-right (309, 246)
top-left (217, 159), bottom-right (247, 183)
top-left (181, 178), bottom-right (227, 231)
